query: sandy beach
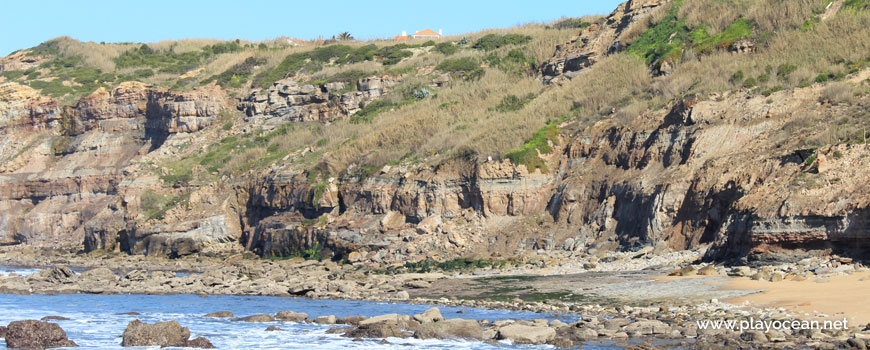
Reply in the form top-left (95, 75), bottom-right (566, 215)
top-left (723, 271), bottom-right (870, 326)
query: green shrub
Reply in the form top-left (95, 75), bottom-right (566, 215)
top-left (552, 17), bottom-right (592, 30)
top-left (472, 34), bottom-right (532, 51)
top-left (203, 56), bottom-right (266, 89)
top-left (692, 18), bottom-right (753, 54)
top-left (730, 70), bottom-right (745, 84)
top-left (494, 93), bottom-right (536, 112)
top-left (626, 2), bottom-right (689, 67)
top-left (221, 121), bottom-right (233, 131)
top-left (777, 64), bottom-right (797, 79)
top-left (815, 73), bottom-right (830, 83)
top-left (349, 100), bottom-right (396, 124)
top-left (421, 40), bottom-right (436, 47)
top-left (845, 0), bottom-right (870, 10)
top-left (140, 190), bottom-right (190, 221)
top-left (743, 77), bottom-right (757, 88)
top-left (504, 122), bottom-right (560, 172)
top-left (435, 57), bottom-right (485, 81)
top-left (434, 42), bottom-right (458, 55)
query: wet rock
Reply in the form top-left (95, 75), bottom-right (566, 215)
top-left (117, 312), bottom-right (141, 316)
top-left (275, 311), bottom-right (308, 322)
top-left (412, 307), bottom-right (444, 323)
top-left (234, 314), bottom-right (275, 322)
top-left (121, 320), bottom-right (190, 347)
top-left (0, 325), bottom-right (6, 338)
top-left (265, 326), bottom-right (283, 332)
top-left (40, 316), bottom-right (70, 321)
top-left (4, 320), bottom-right (77, 349)
top-left (204, 311), bottom-right (234, 318)
top-left (315, 315), bottom-right (337, 324)
top-left (625, 342), bottom-right (665, 350)
top-left (572, 326), bottom-right (598, 340)
top-left (497, 324), bottom-right (556, 345)
top-left (359, 314), bottom-right (401, 326)
top-left (185, 336), bottom-right (215, 348)
top-left (342, 322), bottom-right (408, 339)
top-left (414, 318), bottom-right (483, 340)
top-left (336, 316), bottom-right (367, 325)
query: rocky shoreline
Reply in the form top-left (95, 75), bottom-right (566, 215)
top-left (1, 248), bottom-right (869, 349)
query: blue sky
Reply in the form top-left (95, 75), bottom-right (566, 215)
top-left (1, 0), bottom-right (624, 56)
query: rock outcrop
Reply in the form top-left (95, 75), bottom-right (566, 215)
top-left (239, 74), bottom-right (402, 126)
top-left (4, 320), bottom-right (78, 349)
top-left (540, 0), bottom-right (670, 83)
top-left (0, 81), bottom-right (230, 252)
top-left (121, 320), bottom-right (212, 348)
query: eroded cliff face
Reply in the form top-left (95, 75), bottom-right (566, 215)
top-left (235, 156), bottom-right (555, 262)
top-left (540, 0), bottom-right (670, 83)
top-left (0, 81), bottom-right (234, 253)
top-left (2, 60), bottom-right (869, 264)
top-left (239, 74), bottom-right (404, 126)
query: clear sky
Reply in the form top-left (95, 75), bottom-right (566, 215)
top-left (1, 0), bottom-right (624, 56)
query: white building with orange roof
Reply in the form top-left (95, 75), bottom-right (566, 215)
top-left (395, 29), bottom-right (443, 40)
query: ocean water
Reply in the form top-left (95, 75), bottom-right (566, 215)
top-left (0, 265), bottom-right (630, 350)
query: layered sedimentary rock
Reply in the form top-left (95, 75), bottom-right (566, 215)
top-left (237, 156), bottom-right (554, 260)
top-left (239, 75), bottom-right (402, 126)
top-left (0, 82), bottom-right (231, 251)
top-left (540, 0), bottom-right (669, 82)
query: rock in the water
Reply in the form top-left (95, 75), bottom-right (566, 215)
top-left (0, 325), bottom-right (6, 338)
top-left (204, 311), bottom-right (234, 318)
top-left (497, 324), bottom-right (556, 345)
top-left (359, 314), bottom-right (401, 326)
top-left (342, 322), bottom-right (407, 339)
top-left (185, 336), bottom-right (215, 348)
top-left (5, 320), bottom-right (78, 349)
top-left (40, 316), bottom-right (70, 321)
top-left (275, 311), bottom-right (308, 322)
top-left (412, 307), bottom-right (444, 324)
top-left (336, 316), bottom-right (366, 325)
top-left (315, 315), bottom-right (337, 324)
top-left (121, 320), bottom-right (189, 347)
top-left (265, 326), bottom-right (283, 331)
top-left (414, 318), bottom-right (483, 340)
top-left (234, 314), bottom-right (275, 322)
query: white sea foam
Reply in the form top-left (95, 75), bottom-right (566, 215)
top-left (0, 294), bottom-right (597, 349)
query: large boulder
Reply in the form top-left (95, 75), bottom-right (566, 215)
top-left (0, 325), bottom-right (6, 338)
top-left (33, 266), bottom-right (77, 284)
top-left (412, 307), bottom-right (444, 323)
top-left (414, 318), bottom-right (483, 340)
top-left (624, 320), bottom-right (671, 335)
top-left (120, 320), bottom-right (212, 348)
top-left (234, 314), bottom-right (275, 322)
top-left (185, 337), bottom-right (215, 348)
top-left (342, 322), bottom-right (408, 339)
top-left (80, 267), bottom-right (116, 281)
top-left (275, 311), bottom-right (308, 322)
top-left (497, 324), bottom-right (556, 344)
top-left (204, 311), bottom-right (234, 318)
top-left (5, 320), bottom-right (78, 348)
